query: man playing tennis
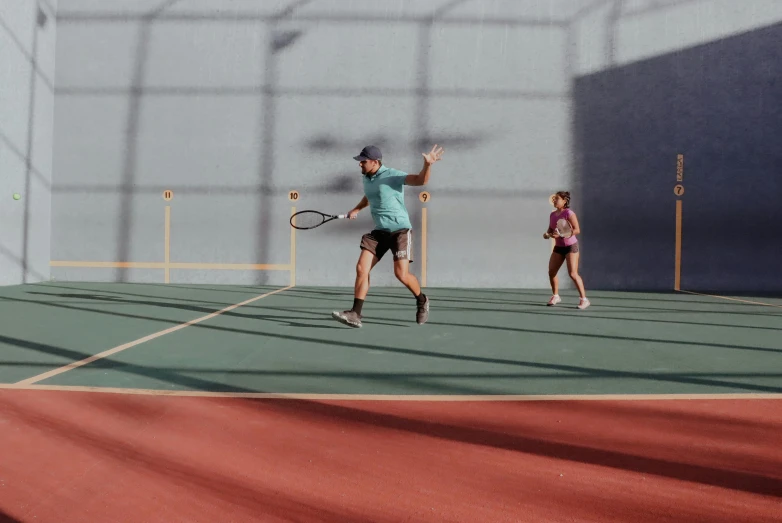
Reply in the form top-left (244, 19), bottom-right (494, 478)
top-left (332, 144), bottom-right (444, 328)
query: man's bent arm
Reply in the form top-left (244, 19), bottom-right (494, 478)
top-left (405, 162), bottom-right (431, 186)
top-left (353, 196), bottom-right (369, 211)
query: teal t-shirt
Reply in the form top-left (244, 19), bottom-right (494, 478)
top-left (362, 165), bottom-right (412, 232)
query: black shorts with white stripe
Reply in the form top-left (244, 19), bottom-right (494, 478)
top-left (360, 228), bottom-right (414, 262)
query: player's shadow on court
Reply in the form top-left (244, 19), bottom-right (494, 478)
top-left (3, 309), bottom-right (781, 396)
top-left (25, 291), bottom-right (410, 329)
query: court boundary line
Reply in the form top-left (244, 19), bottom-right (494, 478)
top-left (49, 261), bottom-right (292, 271)
top-left (290, 205), bottom-right (296, 286)
top-left (674, 200), bottom-right (682, 290)
top-left (1, 385), bottom-right (781, 401)
top-left (678, 290), bottom-right (782, 309)
top-left (51, 205), bottom-right (299, 281)
top-left (164, 205), bottom-right (171, 283)
top-left (14, 285), bottom-right (294, 386)
top-left (421, 207), bottom-right (427, 287)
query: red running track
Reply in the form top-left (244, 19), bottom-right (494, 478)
top-left (0, 390), bottom-right (780, 522)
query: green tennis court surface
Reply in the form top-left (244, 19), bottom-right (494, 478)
top-left (1, 283), bottom-right (780, 396)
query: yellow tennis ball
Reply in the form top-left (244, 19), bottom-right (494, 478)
top-left (13, 193), bottom-right (21, 200)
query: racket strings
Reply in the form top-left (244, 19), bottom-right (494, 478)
top-left (556, 219), bottom-right (573, 237)
top-left (293, 211), bottom-right (325, 229)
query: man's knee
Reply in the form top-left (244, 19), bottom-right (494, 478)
top-left (394, 264), bottom-right (408, 281)
top-left (356, 257), bottom-right (372, 278)
top-left (357, 249), bottom-right (379, 276)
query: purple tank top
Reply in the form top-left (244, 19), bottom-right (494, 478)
top-left (550, 209), bottom-right (578, 247)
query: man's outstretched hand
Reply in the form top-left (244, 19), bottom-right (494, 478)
top-left (422, 144), bottom-right (444, 166)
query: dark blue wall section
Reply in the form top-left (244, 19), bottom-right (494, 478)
top-left (574, 22), bottom-right (782, 292)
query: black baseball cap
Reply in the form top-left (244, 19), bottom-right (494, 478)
top-left (353, 145), bottom-right (382, 161)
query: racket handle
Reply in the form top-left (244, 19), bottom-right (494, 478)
top-left (337, 214), bottom-right (347, 219)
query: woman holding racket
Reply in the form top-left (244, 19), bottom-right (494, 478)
top-left (543, 191), bottom-right (590, 309)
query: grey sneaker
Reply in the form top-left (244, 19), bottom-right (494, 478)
top-left (332, 310), bottom-right (362, 328)
top-left (416, 295), bottom-right (429, 324)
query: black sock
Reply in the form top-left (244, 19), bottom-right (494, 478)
top-left (352, 298), bottom-right (364, 315)
top-left (415, 292), bottom-right (426, 304)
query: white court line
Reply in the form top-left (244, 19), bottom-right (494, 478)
top-left (678, 290), bottom-right (782, 309)
top-left (1, 385), bottom-right (781, 401)
top-left (15, 285), bottom-right (293, 386)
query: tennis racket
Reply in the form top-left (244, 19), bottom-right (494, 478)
top-left (290, 210), bottom-right (348, 230)
top-left (555, 218), bottom-right (574, 239)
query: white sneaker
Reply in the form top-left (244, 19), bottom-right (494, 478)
top-left (332, 310), bottom-right (362, 327)
top-left (547, 295), bottom-right (561, 306)
top-left (578, 298), bottom-right (591, 310)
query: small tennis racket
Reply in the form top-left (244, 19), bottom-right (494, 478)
top-left (555, 218), bottom-right (574, 239)
top-left (290, 210), bottom-right (348, 230)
